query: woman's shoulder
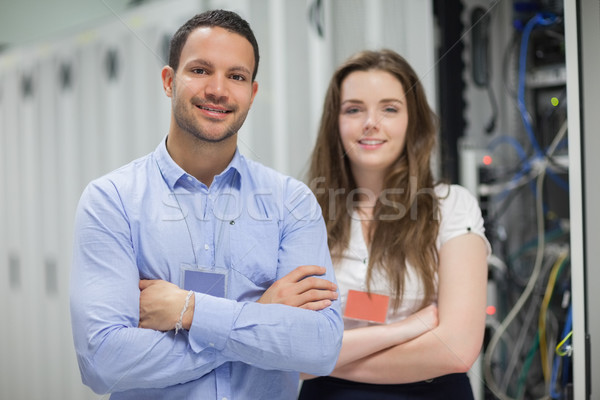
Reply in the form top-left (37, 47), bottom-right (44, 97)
top-left (435, 183), bottom-right (476, 199)
top-left (435, 183), bottom-right (479, 211)
top-left (435, 183), bottom-right (484, 232)
top-left (435, 183), bottom-right (490, 252)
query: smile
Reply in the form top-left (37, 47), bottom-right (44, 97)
top-left (359, 139), bottom-right (385, 145)
top-left (197, 105), bottom-right (231, 114)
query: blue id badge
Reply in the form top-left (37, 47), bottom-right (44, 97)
top-left (180, 265), bottom-right (228, 298)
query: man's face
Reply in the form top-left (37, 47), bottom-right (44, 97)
top-left (165, 26), bottom-right (258, 143)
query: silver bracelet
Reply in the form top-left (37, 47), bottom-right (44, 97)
top-left (175, 290), bottom-right (194, 335)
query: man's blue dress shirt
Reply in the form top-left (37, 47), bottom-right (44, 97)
top-left (70, 138), bottom-right (343, 399)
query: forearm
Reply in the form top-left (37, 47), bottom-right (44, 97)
top-left (301, 323), bottom-right (422, 381)
top-left (72, 283), bottom-right (219, 393)
top-left (73, 324), bottom-right (222, 394)
top-left (189, 295), bottom-right (343, 375)
top-left (332, 325), bottom-right (483, 384)
top-left (335, 314), bottom-right (433, 368)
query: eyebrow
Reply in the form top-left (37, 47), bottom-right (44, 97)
top-left (184, 58), bottom-right (252, 76)
top-left (341, 98), bottom-right (404, 105)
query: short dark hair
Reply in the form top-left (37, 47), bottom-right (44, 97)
top-left (168, 9), bottom-right (260, 81)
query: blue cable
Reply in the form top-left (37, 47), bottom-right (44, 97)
top-left (550, 304), bottom-right (572, 398)
top-left (516, 13), bottom-right (569, 193)
top-left (479, 13), bottom-right (568, 208)
top-left (518, 13), bottom-right (559, 157)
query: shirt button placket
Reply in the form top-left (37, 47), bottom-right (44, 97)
top-left (215, 363), bottom-right (231, 400)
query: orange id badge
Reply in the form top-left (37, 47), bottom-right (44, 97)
top-left (343, 289), bottom-right (390, 324)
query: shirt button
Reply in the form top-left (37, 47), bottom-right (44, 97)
top-left (204, 244), bottom-right (209, 250)
top-left (222, 397), bottom-right (228, 400)
top-left (209, 342), bottom-right (215, 347)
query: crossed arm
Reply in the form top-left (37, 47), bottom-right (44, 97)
top-left (318, 233), bottom-right (489, 384)
top-left (137, 230), bottom-right (487, 386)
top-left (139, 264), bottom-right (339, 332)
top-left (139, 264), bottom-right (441, 382)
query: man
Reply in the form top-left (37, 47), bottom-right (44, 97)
top-left (70, 9), bottom-right (342, 399)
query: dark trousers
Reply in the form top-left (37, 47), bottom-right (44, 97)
top-left (298, 373), bottom-right (475, 400)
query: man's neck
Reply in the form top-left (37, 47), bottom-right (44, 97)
top-left (166, 131), bottom-right (237, 187)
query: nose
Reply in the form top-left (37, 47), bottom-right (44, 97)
top-left (204, 74), bottom-right (228, 103)
top-left (363, 111), bottom-right (380, 136)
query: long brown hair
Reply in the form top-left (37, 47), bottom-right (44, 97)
top-left (308, 49), bottom-right (441, 310)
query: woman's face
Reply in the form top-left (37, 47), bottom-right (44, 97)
top-left (338, 69), bottom-right (408, 176)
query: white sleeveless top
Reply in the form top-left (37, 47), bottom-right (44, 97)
top-left (333, 184), bottom-right (491, 330)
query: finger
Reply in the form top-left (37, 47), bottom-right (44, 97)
top-left (298, 288), bottom-right (338, 305)
top-left (294, 276), bottom-right (337, 294)
top-left (139, 279), bottom-right (167, 290)
top-left (300, 299), bottom-right (332, 311)
top-left (284, 265), bottom-right (327, 283)
top-left (139, 279), bottom-right (154, 290)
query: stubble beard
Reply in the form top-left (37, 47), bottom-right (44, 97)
top-left (172, 86), bottom-right (248, 144)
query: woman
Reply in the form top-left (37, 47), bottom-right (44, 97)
top-left (298, 50), bottom-right (490, 399)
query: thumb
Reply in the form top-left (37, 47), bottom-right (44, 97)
top-left (139, 279), bottom-right (157, 290)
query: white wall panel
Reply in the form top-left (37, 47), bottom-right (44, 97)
top-left (238, 0), bottom-right (273, 170)
top-left (100, 32), bottom-right (134, 173)
top-left (283, 0), bottom-right (320, 178)
top-left (54, 41), bottom-right (91, 400)
top-left (0, 52), bottom-right (17, 400)
top-left (77, 36), bottom-right (104, 189)
top-left (1, 48), bottom-right (35, 400)
top-left (307, 0), bottom-right (333, 147)
top-left (269, 0), bottom-right (289, 175)
top-left (39, 47), bottom-right (62, 400)
top-left (0, 69), bottom-right (5, 400)
top-left (17, 49), bottom-right (45, 400)
top-left (128, 22), bottom-right (168, 156)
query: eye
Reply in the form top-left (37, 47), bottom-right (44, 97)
top-left (230, 74), bottom-right (246, 81)
top-left (383, 106), bottom-right (398, 113)
top-left (342, 106), bottom-right (361, 115)
top-left (192, 68), bottom-right (207, 75)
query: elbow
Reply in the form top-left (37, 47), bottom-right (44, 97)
top-left (437, 323), bottom-right (484, 374)
top-left (302, 348), bottom-right (340, 376)
top-left (446, 341), bottom-right (483, 374)
top-left (303, 314), bottom-right (343, 375)
top-left (83, 377), bottom-right (112, 396)
top-left (315, 341), bottom-right (343, 375)
top-left (450, 353), bottom-right (478, 374)
top-left (77, 355), bottom-right (113, 395)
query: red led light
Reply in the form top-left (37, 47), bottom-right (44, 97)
top-left (486, 305), bottom-right (496, 316)
top-left (482, 155), bottom-right (493, 165)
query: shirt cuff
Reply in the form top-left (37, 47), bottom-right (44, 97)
top-left (188, 294), bottom-right (239, 353)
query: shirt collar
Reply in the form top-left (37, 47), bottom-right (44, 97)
top-left (153, 135), bottom-right (242, 190)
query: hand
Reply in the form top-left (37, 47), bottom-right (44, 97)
top-left (139, 280), bottom-right (195, 331)
top-left (257, 265), bottom-right (338, 311)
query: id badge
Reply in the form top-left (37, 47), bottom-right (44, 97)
top-left (180, 265), bottom-right (228, 298)
top-left (343, 289), bottom-right (390, 324)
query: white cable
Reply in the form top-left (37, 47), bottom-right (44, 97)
top-left (483, 119), bottom-right (568, 399)
top-left (484, 166), bottom-right (546, 400)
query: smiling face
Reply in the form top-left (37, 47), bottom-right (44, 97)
top-left (339, 69), bottom-right (408, 177)
top-left (163, 26), bottom-right (258, 144)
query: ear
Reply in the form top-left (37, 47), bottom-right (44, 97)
top-left (161, 66), bottom-right (174, 97)
top-left (249, 80), bottom-right (259, 107)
